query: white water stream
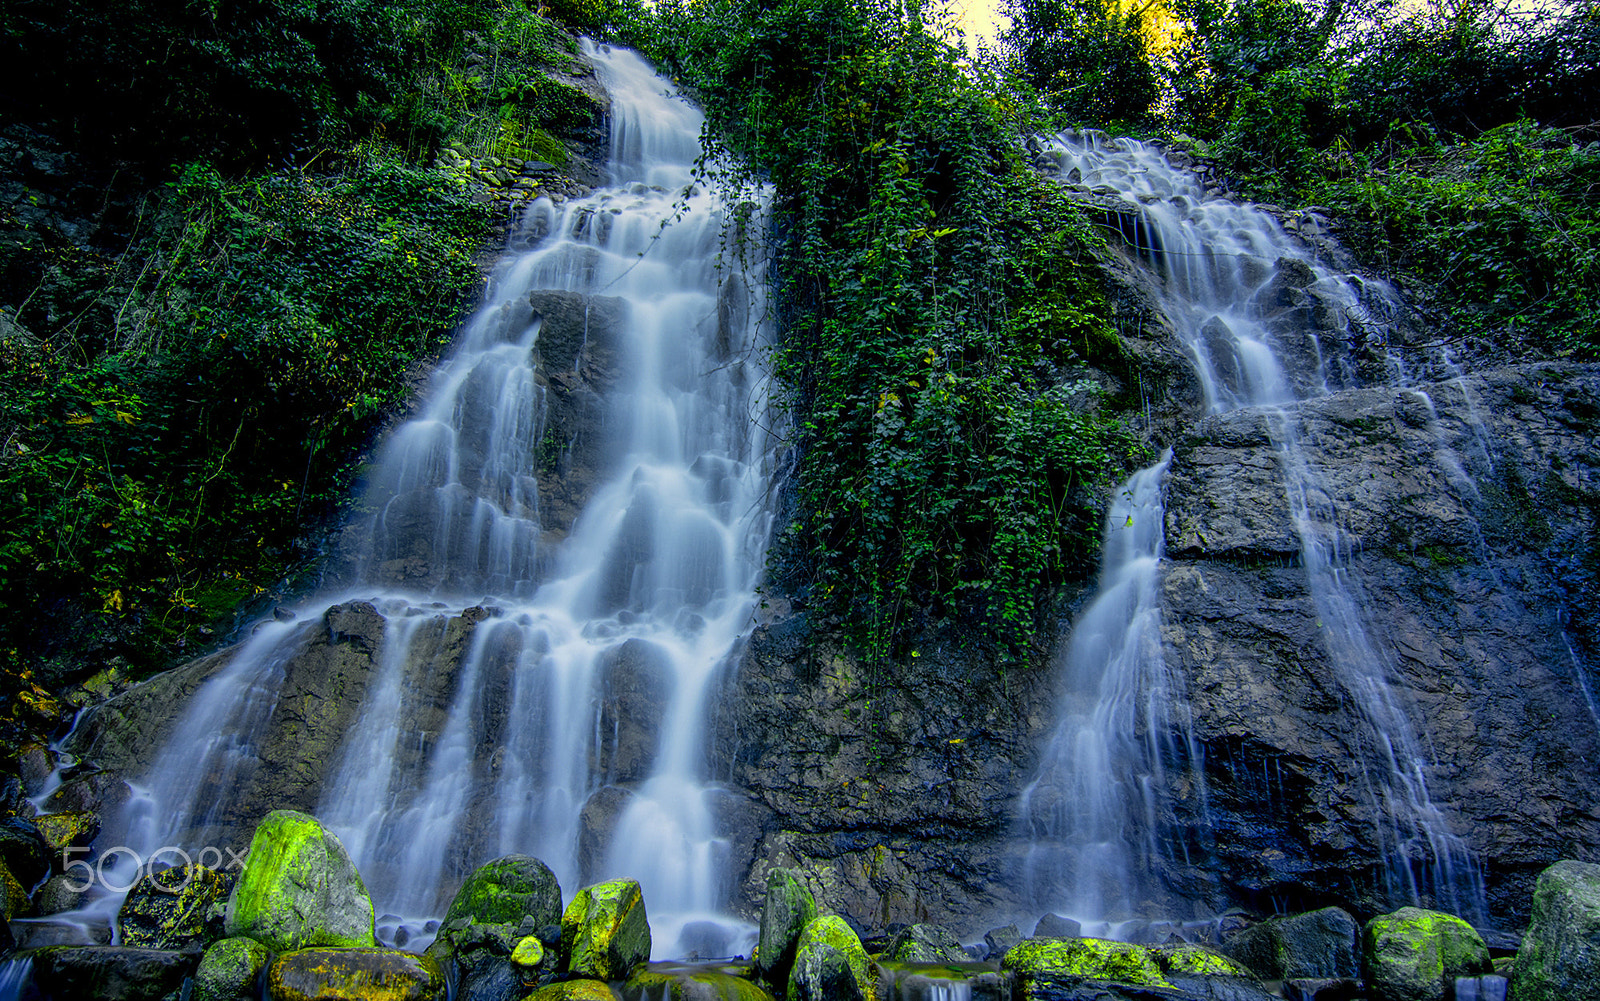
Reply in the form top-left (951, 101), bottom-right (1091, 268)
top-left (1020, 131), bottom-right (1485, 925)
top-left (51, 41), bottom-right (778, 956)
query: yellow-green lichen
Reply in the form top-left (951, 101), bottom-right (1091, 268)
top-left (1001, 938), bottom-right (1171, 988)
top-left (523, 979), bottom-right (618, 1000)
top-left (562, 879), bottom-right (651, 981)
top-left (1153, 944), bottom-right (1251, 978)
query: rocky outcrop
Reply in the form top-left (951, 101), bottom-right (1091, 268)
top-left (1160, 366), bottom-right (1600, 926)
top-left (712, 364), bottom-right (1600, 938)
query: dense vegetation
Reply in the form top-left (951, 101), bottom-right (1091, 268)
top-left (0, 0), bottom-right (596, 723)
top-left (1, 0), bottom-right (1595, 722)
top-left (617, 0), bottom-right (1145, 665)
top-left (1003, 0), bottom-right (1600, 358)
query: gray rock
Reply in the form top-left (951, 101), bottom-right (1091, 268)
top-left (984, 925), bottom-right (1023, 960)
top-left (753, 867), bottom-right (817, 987)
top-left (1034, 914), bottom-right (1082, 939)
top-left (32, 945), bottom-right (197, 1000)
top-left (1509, 859), bottom-right (1600, 1001)
top-left (886, 923), bottom-right (967, 963)
top-left (443, 854), bottom-right (563, 930)
top-left (1220, 907), bottom-right (1359, 980)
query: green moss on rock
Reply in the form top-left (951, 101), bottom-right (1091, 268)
top-left (513, 935), bottom-right (547, 969)
top-left (119, 863), bottom-right (227, 949)
top-left (223, 810), bottom-right (376, 952)
top-left (524, 979), bottom-right (618, 1000)
top-left (194, 936), bottom-right (273, 1001)
top-left (267, 947), bottom-right (445, 1001)
top-left (1001, 938), bottom-right (1171, 988)
top-left (562, 878), bottom-right (651, 981)
top-left (754, 868), bottom-right (818, 988)
top-left (787, 915), bottom-right (873, 1001)
top-left (445, 854), bottom-right (564, 929)
top-left (1153, 943), bottom-right (1251, 978)
top-left (1510, 859), bottom-right (1600, 1001)
top-left (1363, 907), bottom-right (1490, 1001)
top-left (622, 964), bottom-right (776, 1001)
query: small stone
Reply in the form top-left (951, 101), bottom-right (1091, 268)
top-left (512, 934), bottom-right (545, 970)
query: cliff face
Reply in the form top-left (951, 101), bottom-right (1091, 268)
top-left (712, 364), bottom-right (1600, 936)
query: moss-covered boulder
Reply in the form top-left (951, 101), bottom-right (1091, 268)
top-left (753, 867), bottom-right (817, 989)
top-left (223, 810), bottom-right (376, 952)
top-left (267, 947), bottom-right (445, 1001)
top-left (118, 863), bottom-right (228, 949)
top-left (562, 878), bottom-right (651, 981)
top-left (524, 979), bottom-right (618, 1000)
top-left (1001, 938), bottom-right (1171, 999)
top-left (886, 923), bottom-right (967, 964)
top-left (1152, 944), bottom-right (1278, 1001)
top-left (1510, 859), bottom-right (1600, 1001)
top-left (194, 936), bottom-right (274, 1001)
top-left (787, 915), bottom-right (873, 1001)
top-left (1363, 907), bottom-right (1491, 1001)
top-left (446, 854), bottom-right (565, 929)
top-left (1221, 907), bottom-right (1360, 980)
top-left (623, 964), bottom-right (776, 1001)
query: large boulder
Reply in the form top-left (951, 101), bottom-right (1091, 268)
top-left (886, 923), bottom-right (967, 964)
top-left (1001, 938), bottom-right (1171, 998)
top-left (32, 945), bottom-right (197, 1000)
top-left (1152, 945), bottom-right (1279, 1001)
top-left (1221, 907), bottom-right (1360, 980)
top-left (266, 947), bottom-right (445, 1001)
top-left (0, 815), bottom-right (51, 889)
top-left (223, 810), bottom-right (376, 952)
top-left (562, 878), bottom-right (651, 981)
top-left (118, 863), bottom-right (228, 949)
top-left (1363, 907), bottom-right (1491, 1001)
top-left (194, 936), bottom-right (274, 1001)
top-left (1510, 859), bottom-right (1600, 1001)
top-left (427, 828), bottom-right (563, 998)
top-left (787, 915), bottom-right (873, 1001)
top-left (445, 854), bottom-right (564, 929)
top-left (753, 867), bottom-right (817, 988)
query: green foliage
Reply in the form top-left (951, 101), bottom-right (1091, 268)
top-left (0, 148), bottom-right (488, 689)
top-left (627, 0), bottom-right (1143, 663)
top-left (1001, 0), bottom-right (1162, 125)
top-left (1312, 122), bottom-right (1600, 358)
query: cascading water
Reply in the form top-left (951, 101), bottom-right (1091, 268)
top-left (1020, 130), bottom-right (1485, 926)
top-left (57, 41), bottom-right (778, 955)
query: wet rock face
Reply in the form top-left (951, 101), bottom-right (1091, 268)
top-left (1160, 365), bottom-right (1600, 925)
top-left (710, 612), bottom-right (1059, 934)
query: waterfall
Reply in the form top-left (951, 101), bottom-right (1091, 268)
top-left (60, 41), bottom-right (779, 955)
top-left (1020, 130), bottom-right (1485, 925)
